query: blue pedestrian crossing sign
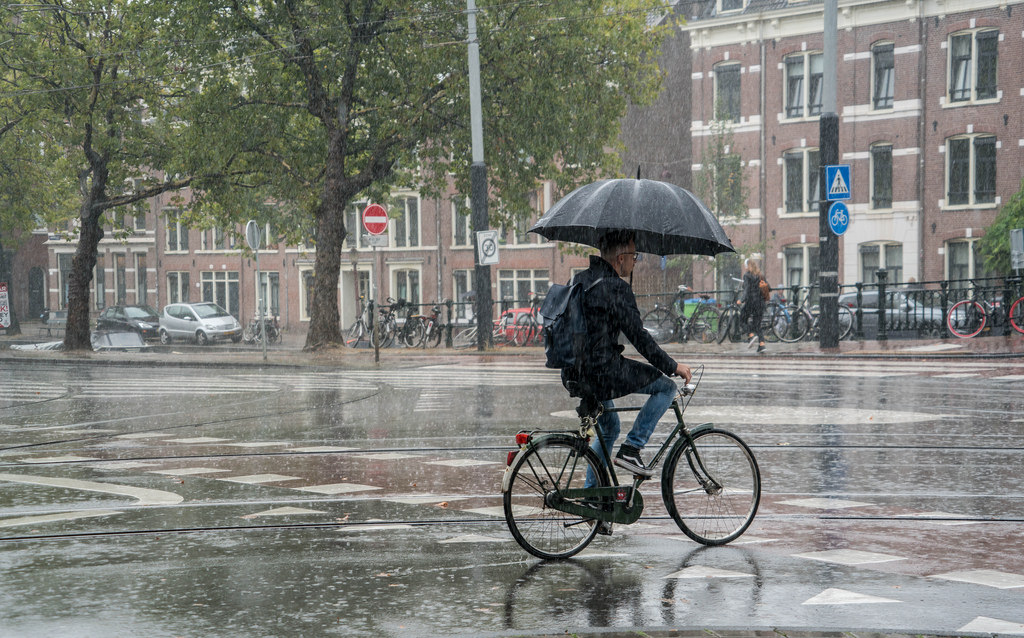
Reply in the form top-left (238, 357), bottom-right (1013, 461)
top-left (825, 165), bottom-right (851, 201)
top-left (828, 201), bottom-right (850, 236)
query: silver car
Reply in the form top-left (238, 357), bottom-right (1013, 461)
top-left (159, 302), bottom-right (242, 345)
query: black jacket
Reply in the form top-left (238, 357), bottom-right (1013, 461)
top-left (742, 271), bottom-right (766, 310)
top-left (562, 255), bottom-right (678, 401)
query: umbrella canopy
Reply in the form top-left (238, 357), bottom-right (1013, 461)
top-left (529, 178), bottom-right (735, 257)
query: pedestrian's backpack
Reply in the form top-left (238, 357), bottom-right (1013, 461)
top-left (539, 278), bottom-right (604, 370)
top-left (758, 276), bottom-right (771, 301)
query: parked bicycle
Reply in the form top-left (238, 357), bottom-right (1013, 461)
top-left (345, 296), bottom-right (372, 347)
top-left (946, 281), bottom-right (1024, 338)
top-left (511, 292), bottom-right (543, 346)
top-left (717, 278), bottom-right (783, 344)
top-left (642, 285), bottom-right (721, 344)
top-left (502, 367), bottom-right (760, 559)
top-left (242, 314), bottom-right (281, 345)
top-left (408, 301), bottom-right (449, 348)
top-left (773, 285), bottom-right (853, 342)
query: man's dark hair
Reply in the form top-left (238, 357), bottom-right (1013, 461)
top-left (597, 229), bottom-right (635, 253)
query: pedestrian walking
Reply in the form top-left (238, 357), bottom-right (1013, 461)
top-left (739, 258), bottom-right (766, 353)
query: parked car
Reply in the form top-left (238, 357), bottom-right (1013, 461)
top-left (159, 302), bottom-right (243, 345)
top-left (95, 304), bottom-right (161, 340)
top-left (838, 290), bottom-right (943, 339)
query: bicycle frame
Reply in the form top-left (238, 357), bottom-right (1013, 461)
top-left (501, 388), bottom-right (718, 525)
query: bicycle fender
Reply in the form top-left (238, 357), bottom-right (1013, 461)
top-left (687, 422), bottom-right (716, 436)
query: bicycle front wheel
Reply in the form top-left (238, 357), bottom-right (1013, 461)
top-left (1010, 297), bottom-right (1024, 335)
top-left (717, 307), bottom-right (738, 344)
top-left (512, 314), bottom-right (537, 346)
top-left (662, 428), bottom-right (760, 546)
top-left (690, 305), bottom-right (721, 344)
top-left (837, 305), bottom-right (854, 340)
top-left (504, 435), bottom-right (610, 560)
top-left (402, 317), bottom-right (426, 347)
top-left (947, 299), bottom-right (987, 338)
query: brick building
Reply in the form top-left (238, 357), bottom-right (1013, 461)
top-left (683, 0), bottom-right (1022, 293)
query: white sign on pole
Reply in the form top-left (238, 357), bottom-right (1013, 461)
top-left (476, 230), bottom-right (499, 266)
top-left (0, 281), bottom-right (10, 328)
top-left (245, 220), bottom-right (262, 251)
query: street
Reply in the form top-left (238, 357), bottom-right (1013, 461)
top-left (1, 353), bottom-right (1023, 637)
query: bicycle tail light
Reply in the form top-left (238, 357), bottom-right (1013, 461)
top-left (506, 450), bottom-right (518, 466)
top-left (515, 431), bottom-right (530, 446)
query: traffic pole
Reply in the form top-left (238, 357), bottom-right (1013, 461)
top-left (818, 0), bottom-right (840, 349)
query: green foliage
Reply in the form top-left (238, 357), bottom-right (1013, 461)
top-left (694, 99), bottom-right (749, 224)
top-left (978, 177), bottom-right (1024, 275)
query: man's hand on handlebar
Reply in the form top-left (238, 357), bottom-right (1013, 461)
top-left (674, 363), bottom-right (692, 385)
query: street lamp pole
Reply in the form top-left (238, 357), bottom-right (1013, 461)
top-left (818, 0), bottom-right (840, 349)
top-left (467, 0), bottom-right (492, 350)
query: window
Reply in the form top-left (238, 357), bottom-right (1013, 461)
top-left (946, 135), bottom-right (996, 206)
top-left (872, 43), bottom-right (894, 109)
top-left (94, 255), bottom-right (106, 310)
top-left (949, 30), bottom-right (998, 104)
top-left (114, 253), bottom-right (127, 305)
top-left (452, 198), bottom-right (471, 247)
top-left (946, 239), bottom-right (992, 287)
top-left (714, 62), bottom-right (741, 122)
top-left (715, 253), bottom-right (742, 299)
top-left (133, 213), bottom-right (146, 232)
top-left (719, 0), bottom-right (743, 11)
top-left (257, 271), bottom-right (280, 316)
top-left (393, 268), bottom-right (421, 306)
top-left (784, 52), bottom-right (823, 118)
top-left (165, 209), bottom-right (189, 252)
top-left (783, 148), bottom-right (820, 214)
top-left (167, 272), bottom-right (190, 304)
top-left (201, 271), bottom-right (239, 316)
top-left (784, 244), bottom-right (819, 290)
top-left (498, 269), bottom-right (550, 307)
top-left (393, 195), bottom-right (420, 248)
top-left (453, 269), bottom-right (474, 322)
top-left (136, 253), bottom-right (148, 306)
top-left (870, 144), bottom-right (893, 209)
top-left (201, 228), bottom-right (229, 251)
top-left (300, 269), bottom-right (315, 321)
top-left (58, 253), bottom-right (72, 309)
top-left (344, 202), bottom-right (372, 250)
top-left (859, 242), bottom-right (902, 284)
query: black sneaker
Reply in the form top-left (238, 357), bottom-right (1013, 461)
top-left (614, 445), bottom-right (653, 477)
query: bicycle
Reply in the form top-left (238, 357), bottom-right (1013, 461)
top-left (716, 280), bottom-right (783, 345)
top-left (772, 286), bottom-right (853, 342)
top-left (411, 302), bottom-right (448, 348)
top-left (345, 296), bottom-right (373, 347)
top-left (242, 314), bottom-right (281, 345)
top-left (642, 285), bottom-right (721, 344)
top-left (502, 368), bottom-right (760, 559)
top-left (512, 292), bottom-right (543, 346)
top-left (946, 282), bottom-right (1023, 338)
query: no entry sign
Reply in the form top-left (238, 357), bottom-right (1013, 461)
top-left (362, 204), bottom-right (389, 235)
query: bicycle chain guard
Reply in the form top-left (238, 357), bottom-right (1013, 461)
top-left (546, 486), bottom-right (644, 525)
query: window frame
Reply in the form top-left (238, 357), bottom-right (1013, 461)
top-left (164, 209), bottom-right (189, 253)
top-left (783, 51), bottom-right (823, 120)
top-left (783, 244), bottom-right (820, 290)
top-left (782, 148), bottom-right (820, 216)
top-left (945, 134), bottom-right (997, 208)
top-left (871, 42), bottom-right (895, 110)
top-left (947, 29), bottom-right (999, 105)
top-left (392, 195), bottom-right (420, 248)
top-left (870, 143), bottom-right (893, 210)
top-left (859, 241), bottom-right (903, 284)
top-left (713, 61), bottom-right (742, 123)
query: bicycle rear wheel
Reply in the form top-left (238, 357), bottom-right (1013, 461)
top-left (947, 299), bottom-right (987, 338)
top-left (402, 317), bottom-right (426, 347)
top-left (773, 305), bottom-right (809, 342)
top-left (512, 314), bottom-right (538, 346)
top-left (690, 305), bottom-right (721, 344)
top-left (716, 306), bottom-right (739, 344)
top-left (642, 307), bottom-right (676, 343)
top-left (837, 305), bottom-right (854, 340)
top-left (661, 428), bottom-right (760, 545)
top-left (504, 435), bottom-right (610, 560)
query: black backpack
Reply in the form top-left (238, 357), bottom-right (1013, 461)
top-left (539, 278), bottom-right (604, 370)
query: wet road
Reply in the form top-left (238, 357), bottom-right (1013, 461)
top-left (1, 354), bottom-right (1023, 637)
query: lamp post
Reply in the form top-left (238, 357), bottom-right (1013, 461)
top-left (467, 0), bottom-right (492, 350)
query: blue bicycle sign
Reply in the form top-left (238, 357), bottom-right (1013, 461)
top-left (828, 201), bottom-right (850, 236)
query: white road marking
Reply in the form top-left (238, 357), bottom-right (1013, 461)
top-left (663, 566), bottom-right (753, 579)
top-left (803, 588), bottom-right (901, 605)
top-left (0, 509), bottom-right (122, 528)
top-left (219, 474), bottom-right (302, 484)
top-left (930, 569), bottom-right (1024, 589)
top-left (294, 483), bottom-right (381, 495)
top-left (793, 549), bottom-right (906, 566)
top-left (0, 473), bottom-right (183, 505)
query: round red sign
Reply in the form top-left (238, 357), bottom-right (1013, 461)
top-left (362, 204), bottom-right (389, 235)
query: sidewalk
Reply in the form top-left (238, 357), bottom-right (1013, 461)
top-left (1, 321), bottom-right (1021, 367)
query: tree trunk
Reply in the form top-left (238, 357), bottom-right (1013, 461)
top-left (63, 163), bottom-right (108, 351)
top-left (303, 129), bottom-right (348, 350)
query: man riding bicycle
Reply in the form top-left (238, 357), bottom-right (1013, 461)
top-left (561, 230), bottom-right (693, 492)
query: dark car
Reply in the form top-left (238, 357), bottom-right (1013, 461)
top-left (95, 305), bottom-right (161, 340)
top-left (839, 290), bottom-right (943, 339)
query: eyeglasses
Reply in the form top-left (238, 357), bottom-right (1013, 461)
top-left (619, 252), bottom-right (640, 262)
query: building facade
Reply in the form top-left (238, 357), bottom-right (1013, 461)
top-left (684, 0), bottom-right (1021, 292)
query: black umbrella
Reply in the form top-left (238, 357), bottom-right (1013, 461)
top-left (529, 178), bottom-right (734, 257)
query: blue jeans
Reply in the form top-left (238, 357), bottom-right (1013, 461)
top-left (584, 374), bottom-right (677, 487)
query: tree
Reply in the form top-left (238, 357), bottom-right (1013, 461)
top-left (978, 177), bottom-right (1024, 275)
top-left (694, 100), bottom-right (749, 225)
top-left (168, 0), bottom-right (667, 350)
top-left (0, 1), bottom-right (241, 350)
